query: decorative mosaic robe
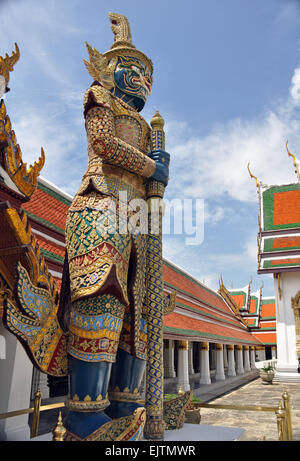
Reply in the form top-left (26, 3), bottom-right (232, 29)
top-left (64, 83), bottom-right (155, 363)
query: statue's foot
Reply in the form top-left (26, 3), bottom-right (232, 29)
top-left (64, 410), bottom-right (111, 439)
top-left (105, 400), bottom-right (144, 419)
top-left (64, 407), bottom-right (146, 441)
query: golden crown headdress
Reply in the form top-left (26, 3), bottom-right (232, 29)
top-left (84, 12), bottom-right (153, 89)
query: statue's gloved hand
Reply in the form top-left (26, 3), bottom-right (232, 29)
top-left (148, 150), bottom-right (170, 186)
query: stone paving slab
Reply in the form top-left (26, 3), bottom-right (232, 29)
top-left (198, 378), bottom-right (300, 441)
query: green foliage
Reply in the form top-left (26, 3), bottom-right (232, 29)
top-left (260, 363), bottom-right (275, 372)
top-left (163, 393), bottom-right (202, 403)
top-left (164, 393), bottom-right (178, 401)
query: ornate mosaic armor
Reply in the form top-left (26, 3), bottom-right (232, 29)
top-left (65, 83), bottom-right (155, 366)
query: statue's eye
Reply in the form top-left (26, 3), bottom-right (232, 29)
top-left (145, 75), bottom-right (153, 86)
top-left (130, 65), bottom-right (140, 74)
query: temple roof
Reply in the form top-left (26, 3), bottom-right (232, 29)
top-left (228, 282), bottom-right (276, 346)
top-left (258, 182), bottom-right (300, 273)
top-left (250, 297), bottom-right (276, 346)
top-left (21, 176), bottom-right (71, 238)
top-left (163, 261), bottom-right (261, 346)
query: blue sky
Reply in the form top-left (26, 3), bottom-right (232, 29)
top-left (1, 0), bottom-right (300, 296)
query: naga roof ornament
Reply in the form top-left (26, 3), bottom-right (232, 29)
top-left (286, 140), bottom-right (300, 184)
top-left (0, 44), bottom-right (45, 198)
top-left (84, 12), bottom-right (153, 89)
top-left (0, 99), bottom-right (45, 198)
top-left (247, 162), bottom-right (260, 191)
top-left (0, 43), bottom-right (20, 96)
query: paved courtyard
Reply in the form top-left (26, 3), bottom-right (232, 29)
top-left (198, 378), bottom-right (300, 441)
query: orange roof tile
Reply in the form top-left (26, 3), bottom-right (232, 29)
top-left (175, 292), bottom-right (243, 328)
top-left (252, 331), bottom-right (277, 345)
top-left (35, 234), bottom-right (65, 260)
top-left (261, 302), bottom-right (276, 318)
top-left (22, 187), bottom-right (69, 232)
top-left (53, 276), bottom-right (62, 291)
top-left (273, 189), bottom-right (300, 225)
top-left (231, 294), bottom-right (247, 309)
top-left (163, 262), bottom-right (235, 316)
top-left (273, 236), bottom-right (300, 249)
top-left (164, 312), bottom-right (260, 344)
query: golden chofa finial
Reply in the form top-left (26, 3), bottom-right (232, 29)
top-left (286, 140), bottom-right (300, 183)
top-left (218, 273), bottom-right (225, 290)
top-left (247, 162), bottom-right (260, 190)
top-left (0, 43), bottom-right (20, 96)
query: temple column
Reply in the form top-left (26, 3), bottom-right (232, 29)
top-left (256, 346), bottom-right (266, 362)
top-left (250, 346), bottom-right (256, 370)
top-left (227, 344), bottom-right (236, 377)
top-left (210, 344), bottom-right (216, 370)
top-left (177, 340), bottom-right (190, 392)
top-left (199, 342), bottom-right (211, 385)
top-left (243, 346), bottom-right (251, 372)
top-left (223, 344), bottom-right (228, 368)
top-left (197, 342), bottom-right (201, 373)
top-left (163, 339), bottom-right (169, 378)
top-left (215, 343), bottom-right (225, 381)
top-left (236, 345), bottom-right (244, 375)
top-left (188, 342), bottom-right (194, 375)
top-left (165, 340), bottom-right (176, 378)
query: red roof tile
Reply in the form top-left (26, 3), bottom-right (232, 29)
top-left (35, 234), bottom-right (65, 260)
top-left (22, 187), bottom-right (69, 232)
top-left (163, 262), bottom-right (235, 316)
top-left (164, 312), bottom-right (261, 344)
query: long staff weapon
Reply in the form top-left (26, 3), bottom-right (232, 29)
top-left (144, 111), bottom-right (167, 440)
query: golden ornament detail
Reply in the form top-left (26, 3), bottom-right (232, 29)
top-left (0, 42), bottom-right (20, 90)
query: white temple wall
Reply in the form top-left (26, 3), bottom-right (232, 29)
top-left (274, 271), bottom-right (300, 382)
top-left (0, 324), bottom-right (32, 440)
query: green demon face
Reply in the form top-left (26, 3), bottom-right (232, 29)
top-left (113, 56), bottom-right (153, 111)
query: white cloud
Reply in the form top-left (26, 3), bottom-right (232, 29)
top-left (0, 1), bottom-right (87, 87)
top-left (10, 103), bottom-right (85, 195)
top-left (204, 204), bottom-right (230, 226)
top-left (290, 67), bottom-right (300, 102)
top-left (164, 68), bottom-right (300, 204)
